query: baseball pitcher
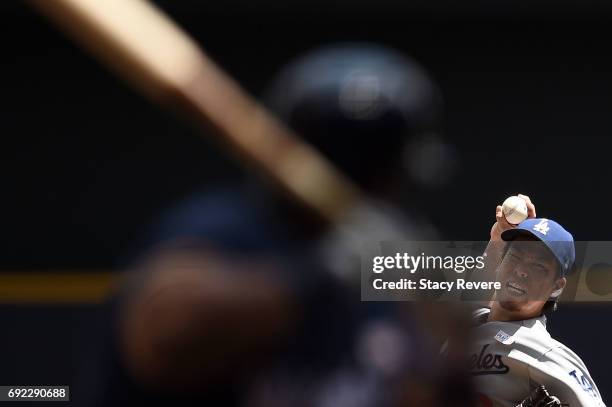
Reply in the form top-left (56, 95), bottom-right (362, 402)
top-left (468, 194), bottom-right (605, 407)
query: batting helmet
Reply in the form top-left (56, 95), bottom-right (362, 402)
top-left (265, 43), bottom-right (445, 192)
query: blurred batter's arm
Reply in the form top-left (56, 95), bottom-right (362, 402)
top-left (119, 248), bottom-right (298, 390)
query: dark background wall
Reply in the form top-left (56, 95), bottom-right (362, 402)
top-left (0, 0), bottom-right (610, 399)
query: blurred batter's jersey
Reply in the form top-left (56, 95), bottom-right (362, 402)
top-left (74, 186), bottom-right (430, 407)
top-left (470, 308), bottom-right (605, 407)
top-left (73, 187), bottom-right (354, 406)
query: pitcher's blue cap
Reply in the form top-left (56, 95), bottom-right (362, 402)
top-left (502, 218), bottom-right (575, 276)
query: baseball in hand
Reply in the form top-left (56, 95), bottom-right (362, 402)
top-left (502, 196), bottom-right (528, 225)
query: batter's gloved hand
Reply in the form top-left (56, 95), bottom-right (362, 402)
top-left (515, 385), bottom-right (562, 407)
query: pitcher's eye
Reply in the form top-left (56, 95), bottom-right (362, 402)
top-left (530, 263), bottom-right (548, 275)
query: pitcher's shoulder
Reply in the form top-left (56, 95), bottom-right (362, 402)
top-left (543, 338), bottom-right (590, 373)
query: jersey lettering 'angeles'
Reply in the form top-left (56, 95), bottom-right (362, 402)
top-left (470, 344), bottom-right (510, 375)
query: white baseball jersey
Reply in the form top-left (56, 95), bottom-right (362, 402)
top-left (468, 308), bottom-right (605, 407)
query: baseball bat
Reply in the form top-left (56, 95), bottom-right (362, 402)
top-left (27, 0), bottom-right (361, 224)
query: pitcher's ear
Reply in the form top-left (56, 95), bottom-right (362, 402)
top-left (551, 277), bottom-right (567, 298)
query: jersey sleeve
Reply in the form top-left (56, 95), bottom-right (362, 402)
top-left (509, 346), bottom-right (606, 407)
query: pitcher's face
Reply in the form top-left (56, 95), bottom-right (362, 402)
top-left (495, 237), bottom-right (562, 316)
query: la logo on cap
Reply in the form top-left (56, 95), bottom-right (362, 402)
top-left (533, 219), bottom-right (550, 235)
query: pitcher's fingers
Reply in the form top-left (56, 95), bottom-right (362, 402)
top-left (517, 193), bottom-right (536, 218)
top-left (496, 205), bottom-right (513, 230)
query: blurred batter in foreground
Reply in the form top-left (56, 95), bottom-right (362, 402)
top-left (76, 44), bottom-right (471, 407)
